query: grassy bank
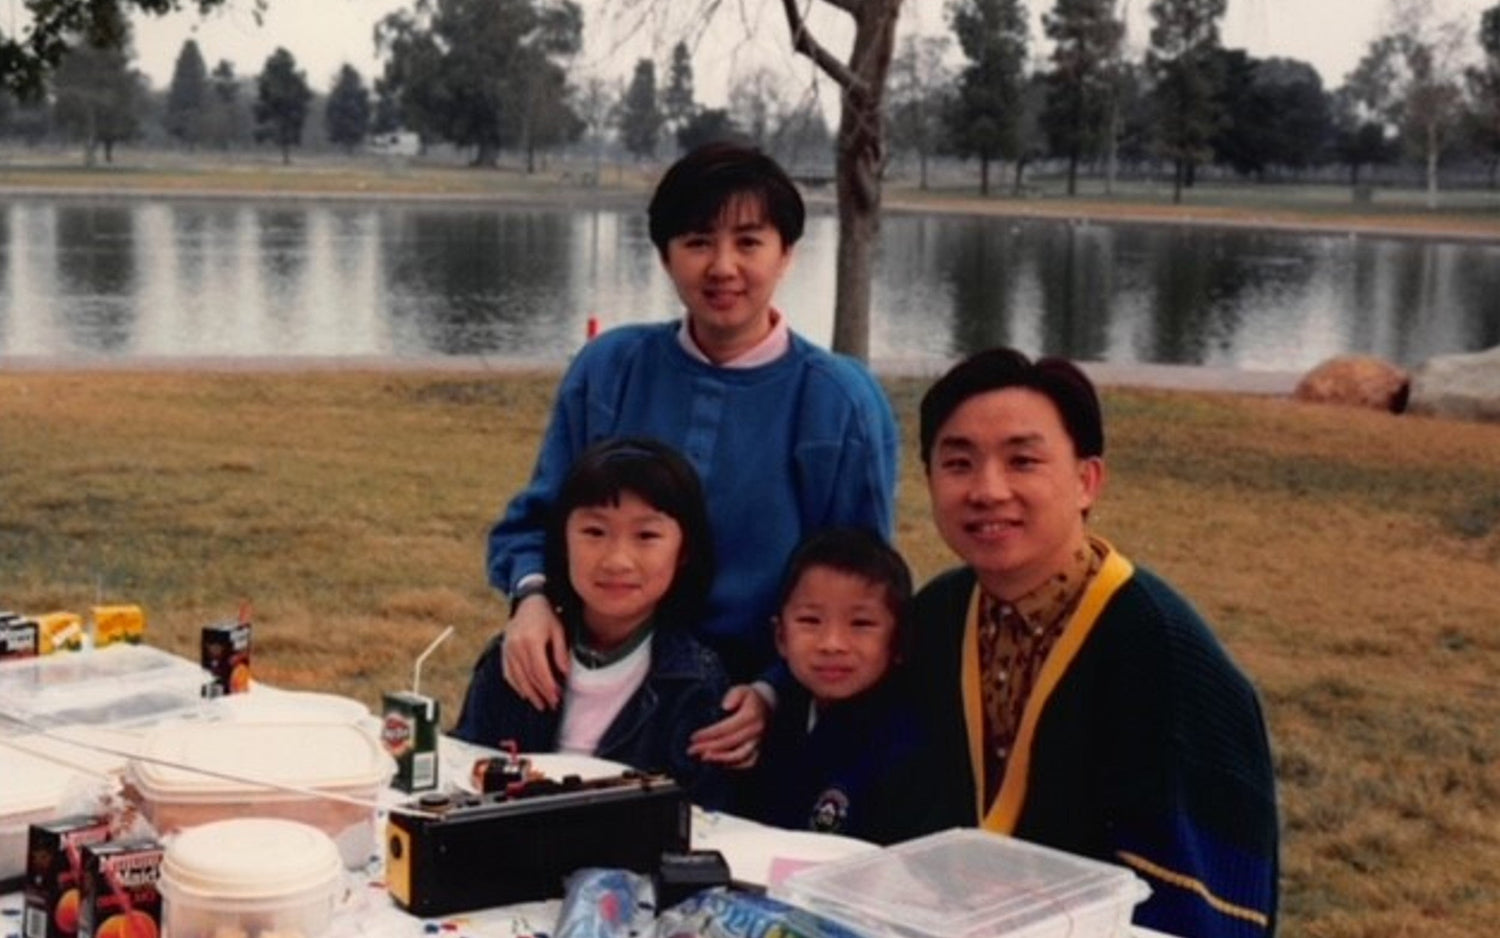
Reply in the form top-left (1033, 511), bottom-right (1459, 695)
top-left (1, 370), bottom-right (1498, 937)
top-left (3, 149), bottom-right (1499, 242)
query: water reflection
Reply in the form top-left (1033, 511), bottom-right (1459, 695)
top-left (0, 197), bottom-right (1495, 369)
top-left (55, 205), bottom-right (137, 352)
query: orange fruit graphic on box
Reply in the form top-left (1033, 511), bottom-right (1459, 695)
top-left (97, 911), bottom-right (158, 938)
top-left (54, 888), bottom-right (80, 933)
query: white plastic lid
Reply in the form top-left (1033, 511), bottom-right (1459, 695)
top-left (129, 721), bottom-right (392, 797)
top-left (206, 690), bottom-right (369, 726)
top-left (0, 745), bottom-right (80, 815)
top-left (162, 818), bottom-right (341, 898)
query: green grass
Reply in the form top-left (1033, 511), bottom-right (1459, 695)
top-left (2, 370), bottom-right (1498, 937)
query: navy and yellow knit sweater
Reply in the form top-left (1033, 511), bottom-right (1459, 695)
top-left (908, 549), bottom-right (1279, 938)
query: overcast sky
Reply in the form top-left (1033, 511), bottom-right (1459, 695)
top-left (128, 0), bottom-right (1495, 102)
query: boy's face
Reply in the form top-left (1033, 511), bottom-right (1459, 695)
top-left (566, 491), bottom-right (684, 650)
top-left (775, 566), bottom-right (898, 707)
top-left (926, 387), bottom-right (1102, 601)
top-left (662, 193), bottom-right (793, 364)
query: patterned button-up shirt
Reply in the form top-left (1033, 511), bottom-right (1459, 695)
top-left (976, 540), bottom-right (1105, 806)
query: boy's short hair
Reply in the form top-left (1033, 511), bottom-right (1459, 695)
top-left (647, 141), bottom-right (806, 259)
top-left (919, 347), bottom-right (1104, 468)
top-left (774, 527), bottom-right (914, 661)
top-left (543, 437), bottom-right (715, 628)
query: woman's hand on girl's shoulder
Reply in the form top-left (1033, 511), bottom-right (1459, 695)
top-left (688, 684), bottom-right (770, 768)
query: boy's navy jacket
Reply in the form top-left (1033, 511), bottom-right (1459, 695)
top-left (746, 676), bottom-right (935, 846)
top-left (453, 623), bottom-right (731, 809)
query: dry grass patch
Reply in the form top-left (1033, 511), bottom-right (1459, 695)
top-left (3, 370), bottom-right (1499, 938)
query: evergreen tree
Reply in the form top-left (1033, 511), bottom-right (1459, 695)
top-left (947, 0), bottom-right (1030, 196)
top-left (254, 47), bottom-right (312, 165)
top-left (619, 58), bottom-right (662, 159)
top-left (889, 34), bottom-right (953, 190)
top-left (375, 0), bottom-right (583, 167)
top-left (1466, 3), bottom-right (1500, 185)
top-left (1041, 0), bottom-right (1124, 195)
top-left (164, 39), bottom-right (208, 148)
top-left (53, 34), bottom-right (142, 165)
top-left (326, 64), bottom-right (371, 152)
top-left (203, 59), bottom-right (245, 150)
top-left (662, 41), bottom-right (696, 139)
top-left (1146, 0), bottom-right (1228, 202)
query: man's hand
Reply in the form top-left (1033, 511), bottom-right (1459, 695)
top-left (688, 684), bottom-right (770, 768)
top-left (500, 593), bottom-right (569, 710)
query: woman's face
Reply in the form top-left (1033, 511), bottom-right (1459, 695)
top-left (566, 491), bottom-right (684, 649)
top-left (662, 194), bottom-right (793, 363)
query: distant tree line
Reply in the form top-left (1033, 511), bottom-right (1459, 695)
top-left (3, 0), bottom-right (1499, 203)
top-left (891, 0), bottom-right (1500, 201)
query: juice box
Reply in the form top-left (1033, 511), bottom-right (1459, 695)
top-left (1, 616), bottom-right (39, 660)
top-left (381, 691), bottom-right (439, 792)
top-left (90, 606), bottom-right (145, 649)
top-left (200, 620), bottom-right (252, 697)
top-left (78, 840), bottom-right (163, 938)
top-left (37, 613), bottom-right (87, 654)
top-left (23, 815), bottom-right (113, 938)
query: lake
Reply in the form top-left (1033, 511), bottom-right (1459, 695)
top-left (1, 197), bottom-right (1496, 371)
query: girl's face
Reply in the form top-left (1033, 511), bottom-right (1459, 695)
top-left (775, 566), bottom-right (898, 707)
top-left (566, 490), bottom-right (685, 649)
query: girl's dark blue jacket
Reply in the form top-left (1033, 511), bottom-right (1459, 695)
top-left (453, 624), bottom-right (731, 809)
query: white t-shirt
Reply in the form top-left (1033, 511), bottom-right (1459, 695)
top-left (556, 638), bottom-right (653, 755)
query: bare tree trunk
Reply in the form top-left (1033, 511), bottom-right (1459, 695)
top-left (980, 156), bottom-right (991, 196)
top-left (1425, 120), bottom-right (1439, 209)
top-left (782, 0), bottom-right (903, 362)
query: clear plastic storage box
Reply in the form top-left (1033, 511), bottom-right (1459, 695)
top-left (0, 644), bottom-right (209, 729)
top-left (769, 828), bottom-right (1150, 938)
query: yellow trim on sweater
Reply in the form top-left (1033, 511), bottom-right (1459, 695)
top-left (1116, 850), bottom-right (1271, 929)
top-left (962, 543), bottom-right (1135, 832)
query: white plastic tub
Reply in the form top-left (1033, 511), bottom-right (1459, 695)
top-left (159, 818), bottom-right (343, 938)
top-left (0, 746), bottom-right (83, 883)
top-left (126, 721), bottom-right (393, 868)
top-left (770, 828), bottom-right (1150, 938)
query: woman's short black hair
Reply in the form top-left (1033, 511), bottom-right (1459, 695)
top-left (543, 437), bottom-right (715, 628)
top-left (919, 347), bottom-right (1104, 468)
top-left (774, 527), bottom-right (914, 663)
top-left (647, 141), bottom-right (805, 258)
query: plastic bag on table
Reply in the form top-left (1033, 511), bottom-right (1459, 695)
top-left (556, 867), bottom-right (656, 938)
top-left (653, 887), bottom-right (864, 938)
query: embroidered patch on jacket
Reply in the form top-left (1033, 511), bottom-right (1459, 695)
top-left (809, 788), bottom-right (851, 834)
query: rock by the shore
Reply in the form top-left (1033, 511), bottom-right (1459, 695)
top-left (1293, 355), bottom-right (1410, 413)
top-left (1408, 345), bottom-right (1500, 423)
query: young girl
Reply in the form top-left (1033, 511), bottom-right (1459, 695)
top-left (454, 437), bottom-right (730, 807)
top-left (749, 527), bottom-right (934, 844)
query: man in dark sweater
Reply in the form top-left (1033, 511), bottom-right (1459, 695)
top-left (908, 348), bottom-right (1279, 938)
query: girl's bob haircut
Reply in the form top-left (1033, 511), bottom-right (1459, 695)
top-left (542, 437), bottom-right (715, 629)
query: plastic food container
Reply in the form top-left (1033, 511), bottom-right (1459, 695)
top-left (126, 721), bottom-right (393, 868)
top-left (0, 644), bottom-right (209, 728)
top-left (769, 828), bottom-right (1150, 938)
top-left (159, 818), bottom-right (343, 938)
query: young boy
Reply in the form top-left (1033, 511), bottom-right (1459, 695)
top-left (748, 527), bottom-right (932, 845)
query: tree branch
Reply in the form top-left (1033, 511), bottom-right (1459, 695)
top-left (779, 0), bottom-right (859, 90)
